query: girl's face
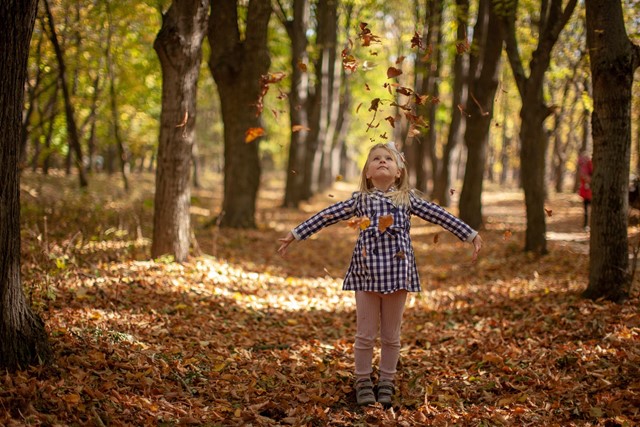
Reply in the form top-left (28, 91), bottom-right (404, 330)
top-left (365, 147), bottom-right (401, 191)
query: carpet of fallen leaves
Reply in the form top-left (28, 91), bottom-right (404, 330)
top-left (2, 170), bottom-right (639, 426)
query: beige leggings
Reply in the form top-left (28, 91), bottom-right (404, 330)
top-left (354, 290), bottom-right (408, 382)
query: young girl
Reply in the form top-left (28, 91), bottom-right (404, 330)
top-left (277, 142), bottom-right (482, 407)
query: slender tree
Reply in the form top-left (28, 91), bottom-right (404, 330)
top-left (583, 0), bottom-right (640, 302)
top-left (106, 1), bottom-right (130, 190)
top-left (303, 0), bottom-right (340, 199)
top-left (458, 0), bottom-right (504, 229)
top-left (209, 0), bottom-right (272, 228)
top-left (275, 0), bottom-right (310, 208)
top-left (152, 0), bottom-right (209, 261)
top-left (0, 0), bottom-right (51, 370)
top-left (42, 0), bottom-right (88, 188)
top-left (499, 0), bottom-right (577, 254)
top-left (432, 0), bottom-right (469, 206)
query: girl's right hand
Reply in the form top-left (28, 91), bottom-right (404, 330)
top-left (277, 232), bottom-right (295, 256)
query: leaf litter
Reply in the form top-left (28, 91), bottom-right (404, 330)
top-left (3, 173), bottom-right (639, 426)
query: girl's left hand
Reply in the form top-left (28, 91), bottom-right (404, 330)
top-left (471, 234), bottom-right (483, 263)
top-left (277, 232), bottom-right (295, 256)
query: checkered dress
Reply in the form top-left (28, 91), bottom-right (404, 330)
top-left (291, 189), bottom-right (477, 294)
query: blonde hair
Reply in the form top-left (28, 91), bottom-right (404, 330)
top-left (358, 142), bottom-right (411, 206)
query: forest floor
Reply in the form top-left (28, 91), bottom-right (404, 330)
top-left (2, 170), bottom-right (639, 426)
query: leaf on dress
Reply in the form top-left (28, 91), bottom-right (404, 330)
top-left (378, 215), bottom-right (393, 233)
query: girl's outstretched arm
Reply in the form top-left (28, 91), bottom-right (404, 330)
top-left (277, 232), bottom-right (295, 256)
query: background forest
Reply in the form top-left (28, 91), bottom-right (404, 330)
top-left (22, 0), bottom-right (640, 196)
top-left (1, 0), bottom-right (640, 425)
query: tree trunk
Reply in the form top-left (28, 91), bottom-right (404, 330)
top-left (520, 104), bottom-right (549, 253)
top-left (106, 2), bottom-right (130, 191)
top-left (501, 0), bottom-right (577, 254)
top-left (209, 0), bottom-right (271, 228)
top-left (432, 0), bottom-right (469, 206)
top-left (0, 0), bottom-right (51, 371)
top-left (302, 0), bottom-right (338, 199)
top-left (280, 0), bottom-right (310, 208)
top-left (583, 0), bottom-right (640, 302)
top-left (152, 0), bottom-right (209, 261)
top-left (414, 0), bottom-right (443, 193)
top-left (458, 0), bottom-right (504, 230)
top-left (43, 0), bottom-right (88, 188)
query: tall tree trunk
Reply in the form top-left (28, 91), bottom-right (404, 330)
top-left (0, 0), bottom-right (51, 371)
top-left (319, 1), bottom-right (353, 191)
top-left (210, 0), bottom-right (271, 228)
top-left (106, 2), bottom-right (130, 191)
top-left (414, 0), bottom-right (443, 193)
top-left (303, 0), bottom-right (338, 199)
top-left (501, 0), bottom-right (577, 254)
top-left (43, 0), bottom-right (88, 188)
top-left (279, 0), bottom-right (310, 208)
top-left (458, 0), bottom-right (504, 230)
top-left (152, 0), bottom-right (209, 261)
top-left (432, 0), bottom-right (469, 206)
top-left (583, 0), bottom-right (640, 302)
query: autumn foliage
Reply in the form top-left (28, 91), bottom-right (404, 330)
top-left (1, 172), bottom-right (639, 426)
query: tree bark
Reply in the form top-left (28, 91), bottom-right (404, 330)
top-left (152, 0), bottom-right (209, 261)
top-left (209, 0), bottom-right (271, 228)
top-left (0, 0), bottom-right (51, 371)
top-left (458, 0), bottom-right (504, 230)
top-left (278, 0), bottom-right (310, 208)
top-left (500, 0), bottom-right (577, 254)
top-left (303, 0), bottom-right (339, 199)
top-left (583, 0), bottom-right (640, 302)
top-left (432, 0), bottom-right (469, 206)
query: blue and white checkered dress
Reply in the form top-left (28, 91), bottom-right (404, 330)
top-left (291, 189), bottom-right (477, 294)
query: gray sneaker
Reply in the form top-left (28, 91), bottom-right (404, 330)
top-left (376, 379), bottom-right (395, 407)
top-left (355, 378), bottom-right (376, 406)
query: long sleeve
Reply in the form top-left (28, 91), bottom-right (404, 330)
top-left (292, 194), bottom-right (359, 240)
top-left (409, 191), bottom-right (477, 242)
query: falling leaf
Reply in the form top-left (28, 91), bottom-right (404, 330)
top-left (335, 175), bottom-right (343, 182)
top-left (175, 111), bottom-right (188, 128)
top-left (359, 217), bottom-right (371, 230)
top-left (387, 67), bottom-right (403, 79)
top-left (545, 208), bottom-right (553, 217)
top-left (411, 31), bottom-right (424, 49)
top-left (456, 38), bottom-right (470, 54)
top-left (394, 250), bottom-right (406, 259)
top-left (378, 215), bottom-right (393, 233)
top-left (407, 126), bottom-right (421, 138)
top-left (385, 116), bottom-right (396, 128)
top-left (245, 127), bottom-right (265, 143)
top-left (328, 194), bottom-right (334, 198)
top-left (503, 230), bottom-right (512, 241)
top-left (292, 125), bottom-right (310, 133)
top-left (297, 61), bottom-right (307, 72)
top-left (449, 188), bottom-right (456, 196)
top-left (368, 98), bottom-right (381, 112)
top-left (347, 217), bottom-right (371, 230)
top-left (433, 233), bottom-right (440, 244)
top-left (358, 22), bottom-right (381, 46)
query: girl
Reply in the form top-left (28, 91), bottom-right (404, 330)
top-left (277, 142), bottom-right (482, 407)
